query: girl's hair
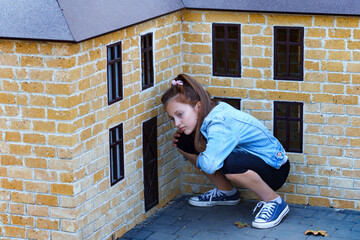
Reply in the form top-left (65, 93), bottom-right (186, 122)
top-left (161, 74), bottom-right (215, 152)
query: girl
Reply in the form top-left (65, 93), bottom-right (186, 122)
top-left (161, 74), bottom-right (290, 229)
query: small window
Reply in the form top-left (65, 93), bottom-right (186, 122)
top-left (214, 97), bottom-right (241, 110)
top-left (274, 26), bottom-right (304, 81)
top-left (274, 101), bottom-right (303, 153)
top-left (141, 33), bottom-right (154, 90)
top-left (212, 23), bottom-right (241, 77)
top-left (109, 123), bottom-right (124, 186)
top-left (142, 117), bottom-right (158, 211)
top-left (107, 41), bottom-right (123, 105)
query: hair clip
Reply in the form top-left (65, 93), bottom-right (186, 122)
top-left (172, 80), bottom-right (183, 86)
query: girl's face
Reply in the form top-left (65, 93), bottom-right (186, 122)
top-left (166, 99), bottom-right (200, 135)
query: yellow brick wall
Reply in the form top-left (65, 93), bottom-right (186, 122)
top-left (0, 12), bottom-right (183, 239)
top-left (1, 8), bottom-right (360, 239)
top-left (182, 10), bottom-right (360, 211)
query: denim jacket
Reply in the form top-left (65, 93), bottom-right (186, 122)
top-left (196, 102), bottom-right (288, 174)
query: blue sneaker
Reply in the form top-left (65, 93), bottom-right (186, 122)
top-left (188, 188), bottom-right (240, 207)
top-left (252, 197), bottom-right (289, 229)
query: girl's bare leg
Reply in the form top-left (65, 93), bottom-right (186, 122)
top-left (178, 148), bottom-right (233, 191)
top-left (225, 170), bottom-right (278, 201)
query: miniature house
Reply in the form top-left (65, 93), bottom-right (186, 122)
top-left (0, 0), bottom-right (359, 239)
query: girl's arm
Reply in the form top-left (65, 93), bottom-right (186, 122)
top-left (196, 117), bottom-right (238, 174)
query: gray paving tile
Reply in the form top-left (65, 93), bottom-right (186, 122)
top-left (118, 195), bottom-right (360, 240)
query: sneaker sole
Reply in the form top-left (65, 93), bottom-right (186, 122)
top-left (252, 205), bottom-right (289, 229)
top-left (188, 198), bottom-right (240, 207)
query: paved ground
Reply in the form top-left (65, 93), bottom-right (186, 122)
top-left (119, 195), bottom-right (360, 240)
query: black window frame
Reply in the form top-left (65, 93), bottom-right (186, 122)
top-left (274, 26), bottom-right (304, 81)
top-left (212, 23), bottom-right (241, 77)
top-left (274, 101), bottom-right (303, 153)
top-left (109, 123), bottom-right (124, 186)
top-left (213, 97), bottom-right (241, 110)
top-left (107, 41), bottom-right (123, 105)
top-left (141, 33), bottom-right (154, 90)
top-left (142, 117), bottom-right (159, 211)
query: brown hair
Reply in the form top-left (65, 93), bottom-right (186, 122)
top-left (161, 74), bottom-right (215, 152)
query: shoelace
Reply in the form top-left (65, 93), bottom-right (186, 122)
top-left (202, 188), bottom-right (223, 202)
top-left (253, 201), bottom-right (277, 220)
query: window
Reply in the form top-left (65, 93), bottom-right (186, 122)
top-left (107, 41), bottom-right (123, 105)
top-left (212, 23), bottom-right (241, 77)
top-left (142, 117), bottom-right (158, 211)
top-left (109, 123), bottom-right (124, 186)
top-left (141, 33), bottom-right (154, 90)
top-left (214, 97), bottom-right (241, 110)
top-left (274, 26), bottom-right (304, 80)
top-left (274, 101), bottom-right (303, 153)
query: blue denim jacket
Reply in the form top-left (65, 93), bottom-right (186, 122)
top-left (196, 102), bottom-right (288, 174)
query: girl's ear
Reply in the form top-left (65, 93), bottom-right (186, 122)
top-left (195, 101), bottom-right (201, 112)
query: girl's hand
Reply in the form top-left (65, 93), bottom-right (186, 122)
top-left (172, 129), bottom-right (183, 147)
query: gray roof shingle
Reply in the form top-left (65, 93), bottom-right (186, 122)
top-left (0, 0), bottom-right (359, 42)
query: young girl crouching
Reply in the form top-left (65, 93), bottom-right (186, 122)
top-left (161, 74), bottom-right (290, 229)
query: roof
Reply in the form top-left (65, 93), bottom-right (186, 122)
top-left (0, 0), bottom-right (359, 42)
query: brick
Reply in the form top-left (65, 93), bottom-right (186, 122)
top-left (27, 229), bottom-right (50, 240)
top-left (20, 56), bottom-right (44, 67)
top-left (11, 215), bottom-right (34, 227)
top-left (3, 226), bottom-right (26, 238)
top-left (333, 199), bottom-right (355, 209)
top-left (204, 12), bottom-right (247, 22)
top-left (336, 16), bottom-right (359, 28)
top-left (297, 185), bottom-right (318, 195)
top-left (346, 85), bottom-right (360, 95)
top-left (30, 69), bottom-right (54, 81)
top-left (33, 121), bottom-right (56, 133)
top-left (334, 95), bottom-right (358, 105)
top-left (347, 63), bottom-right (360, 73)
top-left (37, 218), bottom-right (59, 230)
top-left (305, 39), bottom-right (322, 48)
top-left (0, 92), bottom-right (16, 104)
top-left (53, 43), bottom-right (80, 56)
top-left (267, 91), bottom-right (310, 102)
top-left (9, 203), bottom-right (25, 214)
top-left (328, 51), bottom-right (351, 61)
top-left (343, 189), bottom-right (360, 199)
top-left (327, 136), bottom-right (349, 146)
top-left (1, 155), bottom-right (22, 166)
top-left (0, 54), bottom-right (19, 66)
top-left (307, 176), bottom-right (328, 186)
top-left (25, 181), bottom-right (49, 193)
top-left (0, 40), bottom-right (15, 53)
top-left (21, 81), bottom-right (44, 93)
top-left (27, 205), bottom-right (49, 217)
top-left (347, 40), bottom-right (360, 49)
top-left (252, 36), bottom-right (272, 46)
top-left (300, 82), bottom-right (321, 92)
top-left (278, 81), bottom-right (299, 91)
top-left (5, 131), bottom-right (21, 142)
top-left (309, 197), bottom-right (330, 207)
top-left (314, 16), bottom-right (335, 27)
top-left (3, 80), bottom-right (19, 91)
top-left (1, 178), bottom-right (23, 190)
top-left (320, 187), bottom-right (342, 197)
top-left (50, 184), bottom-right (74, 196)
top-left (0, 67), bottom-right (14, 78)
top-left (34, 146), bottom-right (56, 158)
top-left (321, 61), bottom-right (343, 72)
top-left (9, 144), bottom-right (32, 155)
top-left (324, 39), bottom-right (345, 49)
top-left (47, 108), bottom-right (77, 121)
top-left (45, 57), bottom-right (76, 69)
top-left (327, 73), bottom-right (350, 83)
top-left (307, 155), bottom-right (327, 165)
top-left (249, 13), bottom-right (266, 24)
top-left (268, 14), bottom-right (312, 26)
top-left (304, 60), bottom-right (319, 71)
top-left (286, 194), bottom-right (307, 205)
top-left (306, 28), bottom-right (326, 38)
top-left (36, 194), bottom-right (59, 206)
